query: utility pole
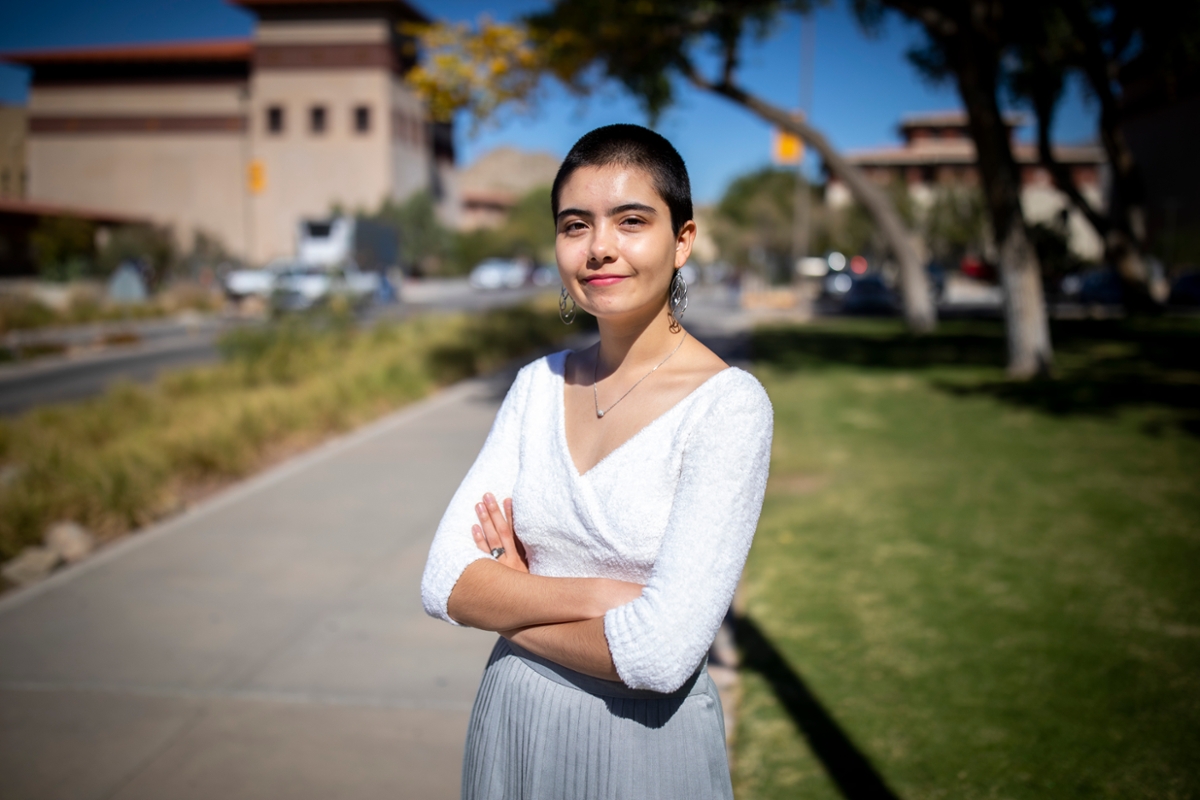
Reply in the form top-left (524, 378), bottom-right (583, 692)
top-left (240, 84), bottom-right (256, 264)
top-left (791, 17), bottom-right (816, 275)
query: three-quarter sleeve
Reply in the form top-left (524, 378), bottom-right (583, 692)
top-left (603, 375), bottom-right (774, 692)
top-left (421, 362), bottom-right (536, 624)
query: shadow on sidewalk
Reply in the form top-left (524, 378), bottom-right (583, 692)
top-left (735, 614), bottom-right (902, 800)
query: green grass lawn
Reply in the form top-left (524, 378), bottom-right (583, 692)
top-left (734, 316), bottom-right (1200, 800)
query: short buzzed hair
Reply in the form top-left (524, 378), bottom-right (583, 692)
top-left (552, 124), bottom-right (693, 236)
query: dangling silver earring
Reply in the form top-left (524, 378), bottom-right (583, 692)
top-left (668, 268), bottom-right (688, 321)
top-left (559, 286), bottom-right (577, 324)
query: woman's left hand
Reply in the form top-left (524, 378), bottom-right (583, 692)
top-left (472, 493), bottom-right (529, 573)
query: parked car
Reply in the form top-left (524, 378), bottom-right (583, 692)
top-left (926, 261), bottom-right (947, 300)
top-left (824, 272), bottom-right (854, 297)
top-left (224, 258), bottom-right (294, 301)
top-left (270, 263), bottom-right (379, 313)
top-left (531, 265), bottom-right (559, 286)
top-left (960, 255), bottom-right (998, 283)
top-left (469, 258), bottom-right (530, 290)
top-left (1076, 269), bottom-right (1124, 305)
top-left (1168, 272), bottom-right (1200, 306)
top-left (678, 263), bottom-right (699, 287)
top-left (841, 275), bottom-right (897, 315)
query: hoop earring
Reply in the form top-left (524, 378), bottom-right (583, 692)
top-left (559, 286), bottom-right (577, 324)
top-left (668, 268), bottom-right (688, 332)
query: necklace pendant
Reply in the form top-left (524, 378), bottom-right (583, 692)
top-left (591, 332), bottom-right (687, 423)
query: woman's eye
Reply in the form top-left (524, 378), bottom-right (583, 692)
top-left (560, 220), bottom-right (586, 234)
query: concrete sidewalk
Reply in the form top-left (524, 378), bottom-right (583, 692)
top-left (0, 293), bottom-right (755, 800)
top-left (0, 374), bottom-right (512, 800)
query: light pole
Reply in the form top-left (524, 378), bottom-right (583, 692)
top-left (239, 84), bottom-right (255, 264)
top-left (791, 16), bottom-right (816, 277)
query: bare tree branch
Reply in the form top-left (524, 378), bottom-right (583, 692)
top-left (1030, 79), bottom-right (1110, 235)
top-left (1060, 0), bottom-right (1145, 239)
top-left (721, 35), bottom-right (738, 86)
top-left (684, 62), bottom-right (937, 333)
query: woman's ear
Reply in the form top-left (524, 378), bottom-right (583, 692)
top-left (674, 220), bottom-right (697, 268)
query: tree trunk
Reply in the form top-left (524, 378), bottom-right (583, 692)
top-left (690, 71), bottom-right (937, 333)
top-left (1094, 106), bottom-right (1162, 308)
top-left (951, 30), bottom-right (1053, 378)
top-left (997, 227), bottom-right (1053, 378)
top-left (1032, 92), bottom-right (1160, 308)
top-left (1062, 0), bottom-right (1162, 309)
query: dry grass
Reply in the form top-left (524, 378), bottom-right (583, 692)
top-left (0, 302), bottom-right (567, 562)
top-left (0, 283), bottom-right (223, 341)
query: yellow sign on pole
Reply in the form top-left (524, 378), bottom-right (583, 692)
top-left (247, 159), bottom-right (266, 194)
top-left (773, 130), bottom-right (804, 165)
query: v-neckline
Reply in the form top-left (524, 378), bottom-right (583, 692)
top-left (556, 351), bottom-right (734, 479)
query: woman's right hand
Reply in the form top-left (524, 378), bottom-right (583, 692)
top-left (472, 493), bottom-right (529, 573)
top-left (469, 491), bottom-right (644, 620)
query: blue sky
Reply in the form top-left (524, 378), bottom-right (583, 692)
top-left (0, 0), bottom-right (1097, 203)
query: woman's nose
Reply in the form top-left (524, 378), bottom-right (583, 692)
top-left (588, 223), bottom-right (617, 263)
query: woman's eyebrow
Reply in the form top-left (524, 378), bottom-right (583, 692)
top-left (609, 203), bottom-right (657, 216)
top-left (555, 202), bottom-right (657, 223)
top-left (555, 208), bottom-right (592, 222)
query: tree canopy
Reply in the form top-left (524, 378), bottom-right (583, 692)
top-left (867, 0), bottom-right (1200, 310)
top-left (406, 0), bottom-right (937, 332)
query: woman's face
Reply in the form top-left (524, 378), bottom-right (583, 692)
top-left (555, 164), bottom-right (695, 322)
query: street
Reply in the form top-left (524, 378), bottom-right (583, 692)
top-left (0, 280), bottom-right (548, 417)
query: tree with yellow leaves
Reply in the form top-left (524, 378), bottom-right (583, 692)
top-left (404, 20), bottom-right (544, 131)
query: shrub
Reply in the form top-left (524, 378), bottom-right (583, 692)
top-left (0, 295), bottom-right (58, 335)
top-left (0, 300), bottom-right (566, 561)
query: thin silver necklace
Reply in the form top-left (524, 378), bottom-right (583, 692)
top-left (593, 332), bottom-right (688, 419)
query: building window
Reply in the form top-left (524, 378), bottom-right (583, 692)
top-left (266, 105), bottom-right (285, 134)
top-left (354, 105), bottom-right (371, 134)
top-left (310, 105), bottom-right (327, 135)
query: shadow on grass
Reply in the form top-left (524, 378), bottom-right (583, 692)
top-left (939, 319), bottom-right (1200, 436)
top-left (754, 317), bottom-right (1200, 435)
top-left (754, 319), bottom-right (1007, 371)
top-left (735, 614), bottom-right (902, 800)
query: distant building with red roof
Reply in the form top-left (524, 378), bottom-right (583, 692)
top-left (2, 0), bottom-right (453, 266)
top-left (827, 111), bottom-right (1107, 260)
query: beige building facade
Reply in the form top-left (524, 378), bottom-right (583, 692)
top-left (0, 105), bottom-right (27, 199)
top-left (4, 0), bottom-right (449, 265)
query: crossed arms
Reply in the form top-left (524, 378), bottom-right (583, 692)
top-left (420, 361), bottom-right (774, 693)
top-left (446, 493), bottom-right (643, 681)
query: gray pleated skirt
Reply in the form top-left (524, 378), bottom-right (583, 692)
top-left (462, 638), bottom-right (733, 800)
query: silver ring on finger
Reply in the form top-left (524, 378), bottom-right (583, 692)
top-left (490, 547), bottom-right (506, 559)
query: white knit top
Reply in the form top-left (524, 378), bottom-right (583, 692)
top-left (421, 351), bottom-right (774, 693)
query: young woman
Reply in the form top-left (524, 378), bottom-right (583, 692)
top-left (421, 124), bottom-right (773, 799)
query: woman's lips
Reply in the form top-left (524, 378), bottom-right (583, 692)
top-left (584, 275), bottom-right (627, 286)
